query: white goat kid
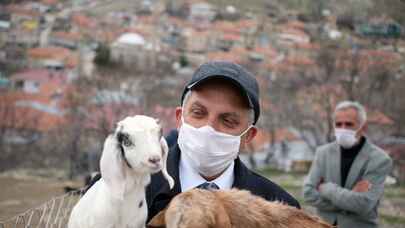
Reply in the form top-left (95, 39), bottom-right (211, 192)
top-left (68, 115), bottom-right (174, 228)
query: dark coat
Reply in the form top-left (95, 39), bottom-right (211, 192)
top-left (146, 144), bottom-right (300, 222)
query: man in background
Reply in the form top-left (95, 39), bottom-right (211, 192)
top-left (303, 101), bottom-right (392, 228)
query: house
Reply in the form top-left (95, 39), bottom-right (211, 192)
top-left (278, 28), bottom-right (310, 45)
top-left (0, 74), bottom-right (10, 90)
top-left (0, 13), bottom-right (11, 31)
top-left (84, 89), bottom-right (143, 135)
top-left (356, 22), bottom-right (401, 39)
top-left (206, 48), bottom-right (244, 64)
top-left (27, 46), bottom-right (79, 71)
top-left (7, 5), bottom-right (40, 26)
top-left (183, 28), bottom-right (212, 53)
top-left (49, 31), bottom-right (81, 49)
top-left (0, 96), bottom-right (66, 144)
top-left (10, 69), bottom-right (68, 94)
top-left (7, 28), bottom-right (40, 48)
top-left (71, 13), bottom-right (97, 30)
top-left (213, 20), bottom-right (243, 50)
top-left (277, 21), bottom-right (310, 48)
top-left (110, 32), bottom-right (158, 68)
top-left (1, 68), bottom-right (71, 144)
top-left (189, 2), bottom-right (216, 30)
top-left (217, 5), bottom-right (241, 21)
top-left (239, 127), bottom-right (314, 172)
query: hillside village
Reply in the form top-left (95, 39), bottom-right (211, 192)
top-left (0, 0), bottom-right (405, 183)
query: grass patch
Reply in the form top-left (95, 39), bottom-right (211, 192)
top-left (279, 183), bottom-right (302, 191)
top-left (384, 186), bottom-right (405, 199)
top-left (256, 166), bottom-right (307, 177)
top-left (380, 213), bottom-right (405, 224)
top-left (256, 167), bottom-right (287, 176)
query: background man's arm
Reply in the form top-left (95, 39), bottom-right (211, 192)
top-left (318, 156), bottom-right (392, 216)
top-left (303, 150), bottom-right (338, 211)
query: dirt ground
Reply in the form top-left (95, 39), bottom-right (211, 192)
top-left (0, 174), bottom-right (81, 221)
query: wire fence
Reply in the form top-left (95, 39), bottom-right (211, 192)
top-left (0, 191), bottom-right (81, 228)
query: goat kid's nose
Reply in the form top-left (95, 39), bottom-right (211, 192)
top-left (148, 156), bottom-right (161, 165)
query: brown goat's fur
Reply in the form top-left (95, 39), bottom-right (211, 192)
top-left (148, 188), bottom-right (334, 228)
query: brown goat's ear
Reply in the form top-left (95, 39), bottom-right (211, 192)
top-left (147, 209), bottom-right (166, 228)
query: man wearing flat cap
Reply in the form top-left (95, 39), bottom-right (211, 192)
top-left (146, 61), bottom-right (300, 221)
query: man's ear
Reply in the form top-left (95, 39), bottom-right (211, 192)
top-left (245, 127), bottom-right (257, 144)
top-left (358, 122), bottom-right (368, 138)
top-left (175, 107), bottom-right (182, 129)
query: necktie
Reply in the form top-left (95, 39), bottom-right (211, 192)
top-left (196, 182), bottom-right (220, 190)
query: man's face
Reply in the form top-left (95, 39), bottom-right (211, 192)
top-left (334, 108), bottom-right (365, 137)
top-left (176, 82), bottom-right (257, 149)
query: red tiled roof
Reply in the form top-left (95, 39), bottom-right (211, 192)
top-left (206, 50), bottom-right (243, 64)
top-left (137, 15), bottom-right (156, 25)
top-left (27, 47), bottom-right (78, 68)
top-left (6, 5), bottom-right (40, 18)
top-left (285, 20), bottom-right (306, 30)
top-left (72, 14), bottom-right (97, 29)
top-left (10, 69), bottom-right (68, 85)
top-left (336, 49), bottom-right (402, 73)
top-left (368, 110), bottom-right (394, 125)
top-left (283, 55), bottom-right (315, 66)
top-left (237, 19), bottom-right (257, 29)
top-left (84, 103), bottom-right (142, 131)
top-left (51, 31), bottom-right (82, 41)
top-left (27, 46), bottom-right (71, 59)
top-left (222, 33), bottom-right (240, 41)
top-left (41, 0), bottom-right (58, 6)
top-left (247, 128), bottom-right (300, 152)
top-left (0, 105), bottom-right (66, 132)
top-left (213, 21), bottom-right (241, 34)
top-left (295, 42), bottom-right (320, 50)
top-left (280, 27), bottom-right (309, 38)
top-left (0, 92), bottom-right (66, 132)
top-left (253, 46), bottom-right (278, 58)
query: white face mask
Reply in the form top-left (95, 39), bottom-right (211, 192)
top-left (178, 118), bottom-right (252, 177)
top-left (334, 128), bottom-right (360, 148)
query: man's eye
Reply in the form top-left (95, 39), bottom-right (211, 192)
top-left (191, 110), bottom-right (204, 116)
top-left (346, 122), bottom-right (354, 127)
top-left (223, 119), bottom-right (237, 128)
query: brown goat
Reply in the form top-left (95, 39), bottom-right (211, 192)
top-left (148, 188), bottom-right (334, 228)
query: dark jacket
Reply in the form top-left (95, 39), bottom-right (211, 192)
top-left (146, 144), bottom-right (300, 222)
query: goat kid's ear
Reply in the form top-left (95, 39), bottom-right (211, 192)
top-left (116, 131), bottom-right (124, 144)
top-left (154, 118), bottom-right (163, 138)
top-left (147, 209), bottom-right (166, 228)
top-left (115, 121), bottom-right (124, 134)
top-left (99, 135), bottom-right (126, 200)
top-left (160, 137), bottom-right (174, 189)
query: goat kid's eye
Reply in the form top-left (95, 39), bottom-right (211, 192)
top-left (122, 137), bottom-right (133, 147)
top-left (118, 133), bottom-right (133, 147)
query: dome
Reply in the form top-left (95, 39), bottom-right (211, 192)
top-left (116, 33), bottom-right (146, 46)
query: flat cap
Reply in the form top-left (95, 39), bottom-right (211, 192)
top-left (181, 61), bottom-right (260, 124)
